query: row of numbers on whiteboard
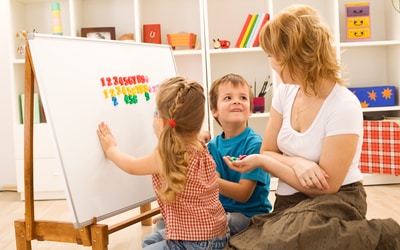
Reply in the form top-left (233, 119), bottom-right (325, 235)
top-left (100, 75), bottom-right (158, 106)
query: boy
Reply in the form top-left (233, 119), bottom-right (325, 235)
top-left (208, 73), bottom-right (272, 235)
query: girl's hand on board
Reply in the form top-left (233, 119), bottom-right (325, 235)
top-left (97, 122), bottom-right (117, 155)
top-left (152, 111), bottom-right (163, 139)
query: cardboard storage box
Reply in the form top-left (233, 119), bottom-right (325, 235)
top-left (345, 2), bottom-right (371, 41)
top-left (348, 86), bottom-right (396, 107)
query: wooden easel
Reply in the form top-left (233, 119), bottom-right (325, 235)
top-left (14, 42), bottom-right (160, 250)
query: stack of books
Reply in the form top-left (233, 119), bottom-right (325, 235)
top-left (20, 93), bottom-right (41, 124)
top-left (235, 13), bottom-right (270, 48)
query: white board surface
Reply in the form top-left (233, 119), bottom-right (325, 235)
top-left (28, 34), bottom-right (177, 228)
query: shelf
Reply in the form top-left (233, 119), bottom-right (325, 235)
top-left (172, 49), bottom-right (202, 56)
top-left (340, 40), bottom-right (400, 48)
top-left (14, 0), bottom-right (48, 3)
top-left (13, 59), bottom-right (25, 64)
top-left (251, 112), bottom-right (270, 119)
top-left (209, 47), bottom-right (263, 55)
top-left (362, 106), bottom-right (400, 113)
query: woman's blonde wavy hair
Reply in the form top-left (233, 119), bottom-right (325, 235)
top-left (155, 76), bottom-right (205, 202)
top-left (260, 5), bottom-right (344, 95)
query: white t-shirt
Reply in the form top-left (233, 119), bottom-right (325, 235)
top-left (273, 83), bottom-right (364, 195)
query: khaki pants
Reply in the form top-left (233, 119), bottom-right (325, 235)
top-left (226, 182), bottom-right (400, 250)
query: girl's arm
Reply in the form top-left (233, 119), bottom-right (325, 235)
top-left (97, 122), bottom-right (160, 175)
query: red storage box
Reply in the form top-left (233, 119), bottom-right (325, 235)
top-left (360, 120), bottom-right (400, 175)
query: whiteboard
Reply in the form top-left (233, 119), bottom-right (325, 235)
top-left (28, 34), bottom-right (177, 228)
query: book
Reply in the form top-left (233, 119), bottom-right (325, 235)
top-left (245, 13), bottom-right (261, 48)
top-left (252, 13), bottom-right (270, 47)
top-left (239, 14), bottom-right (257, 48)
top-left (235, 14), bottom-right (252, 48)
top-left (20, 93), bottom-right (40, 124)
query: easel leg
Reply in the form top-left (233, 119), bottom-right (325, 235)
top-left (140, 203), bottom-right (152, 226)
top-left (91, 224), bottom-right (109, 250)
top-left (14, 220), bottom-right (32, 250)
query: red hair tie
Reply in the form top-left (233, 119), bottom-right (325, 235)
top-left (167, 119), bottom-right (177, 128)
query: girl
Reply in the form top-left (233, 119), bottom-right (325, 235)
top-left (97, 76), bottom-right (229, 249)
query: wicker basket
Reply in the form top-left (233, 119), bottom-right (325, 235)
top-left (166, 33), bottom-right (196, 50)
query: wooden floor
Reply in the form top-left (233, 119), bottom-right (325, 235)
top-left (1, 184), bottom-right (400, 250)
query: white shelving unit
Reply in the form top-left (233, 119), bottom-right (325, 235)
top-left (4, 0), bottom-right (400, 199)
top-left (204, 0), bottom-right (273, 136)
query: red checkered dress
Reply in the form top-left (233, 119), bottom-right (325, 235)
top-left (152, 144), bottom-right (227, 241)
top-left (360, 120), bottom-right (400, 175)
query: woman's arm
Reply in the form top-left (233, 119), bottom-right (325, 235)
top-left (226, 132), bottom-right (358, 197)
top-left (265, 107), bottom-right (359, 193)
top-left (227, 107), bottom-right (359, 196)
top-left (262, 108), bottom-right (331, 192)
top-left (97, 122), bottom-right (160, 175)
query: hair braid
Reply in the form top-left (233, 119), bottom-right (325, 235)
top-left (155, 77), bottom-right (205, 202)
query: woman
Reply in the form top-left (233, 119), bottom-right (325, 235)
top-left (224, 5), bottom-right (400, 249)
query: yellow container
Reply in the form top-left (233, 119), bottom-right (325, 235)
top-left (347, 28), bottom-right (371, 39)
top-left (347, 16), bottom-right (370, 28)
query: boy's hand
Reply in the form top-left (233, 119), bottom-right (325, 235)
top-left (223, 154), bottom-right (261, 173)
top-left (152, 215), bottom-right (163, 224)
top-left (198, 130), bottom-right (211, 144)
top-left (97, 122), bottom-right (117, 156)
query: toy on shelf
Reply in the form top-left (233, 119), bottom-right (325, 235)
top-left (118, 33), bottom-right (135, 41)
top-left (16, 30), bottom-right (28, 58)
top-left (212, 39), bottom-right (221, 49)
top-left (143, 24), bottom-right (161, 44)
top-left (345, 2), bottom-right (371, 41)
top-left (167, 33), bottom-right (196, 50)
top-left (213, 39), bottom-right (230, 49)
top-left (51, 2), bottom-right (63, 35)
top-left (16, 29), bottom-right (36, 58)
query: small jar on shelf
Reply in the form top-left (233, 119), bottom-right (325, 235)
top-left (15, 30), bottom-right (28, 59)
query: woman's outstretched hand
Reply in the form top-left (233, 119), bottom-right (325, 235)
top-left (223, 154), bottom-right (262, 173)
top-left (224, 153), bottom-right (330, 191)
